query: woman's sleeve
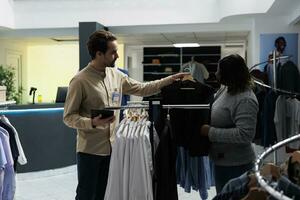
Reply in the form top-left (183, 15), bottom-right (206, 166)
top-left (208, 98), bottom-right (258, 144)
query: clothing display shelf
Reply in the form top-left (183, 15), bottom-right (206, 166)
top-left (255, 134), bottom-right (300, 200)
top-left (143, 46), bottom-right (221, 84)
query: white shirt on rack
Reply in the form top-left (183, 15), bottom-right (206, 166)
top-left (0, 116), bottom-right (27, 165)
top-left (274, 96), bottom-right (300, 149)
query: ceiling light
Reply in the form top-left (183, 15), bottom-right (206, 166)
top-left (173, 43), bottom-right (200, 48)
top-left (50, 37), bottom-right (79, 42)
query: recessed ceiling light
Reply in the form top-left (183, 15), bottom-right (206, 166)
top-left (173, 43), bottom-right (200, 48)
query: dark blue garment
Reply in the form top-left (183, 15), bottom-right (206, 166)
top-left (262, 90), bottom-right (278, 147)
top-left (176, 147), bottom-right (213, 200)
top-left (276, 176), bottom-right (300, 199)
top-left (214, 163), bottom-right (253, 194)
top-left (277, 61), bottom-right (300, 93)
top-left (155, 119), bottom-right (178, 200)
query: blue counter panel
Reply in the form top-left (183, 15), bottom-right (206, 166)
top-left (0, 107), bottom-right (76, 173)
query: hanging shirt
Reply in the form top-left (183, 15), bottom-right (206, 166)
top-left (0, 127), bottom-right (16, 200)
top-left (0, 116), bottom-right (27, 165)
top-left (274, 96), bottom-right (300, 149)
top-left (0, 136), bottom-right (7, 199)
top-left (0, 122), bottom-right (19, 167)
top-left (277, 60), bottom-right (300, 93)
top-left (104, 120), bottom-right (127, 200)
top-left (155, 119), bottom-right (178, 200)
top-left (161, 80), bottom-right (215, 156)
top-left (105, 119), bottom-right (155, 200)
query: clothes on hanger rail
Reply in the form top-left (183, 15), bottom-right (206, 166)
top-left (274, 96), bottom-right (300, 150)
top-left (160, 79), bottom-right (214, 156)
top-left (0, 127), bottom-right (16, 200)
top-left (0, 116), bottom-right (27, 165)
top-left (104, 114), bottom-right (158, 200)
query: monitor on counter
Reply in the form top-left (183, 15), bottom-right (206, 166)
top-left (55, 87), bottom-right (68, 103)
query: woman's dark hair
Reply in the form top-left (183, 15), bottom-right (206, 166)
top-left (218, 54), bottom-right (252, 95)
top-left (87, 30), bottom-right (117, 59)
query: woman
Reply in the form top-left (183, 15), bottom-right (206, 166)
top-left (200, 54), bottom-right (258, 193)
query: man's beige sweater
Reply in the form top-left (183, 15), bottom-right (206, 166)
top-left (63, 64), bottom-right (173, 155)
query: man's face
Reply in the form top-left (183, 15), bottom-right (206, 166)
top-left (103, 40), bottom-right (119, 68)
top-left (276, 39), bottom-right (286, 53)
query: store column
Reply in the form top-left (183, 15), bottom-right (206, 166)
top-left (79, 22), bottom-right (108, 70)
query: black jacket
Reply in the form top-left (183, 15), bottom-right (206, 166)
top-left (160, 80), bottom-right (215, 156)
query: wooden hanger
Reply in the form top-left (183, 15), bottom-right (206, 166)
top-left (260, 163), bottom-right (281, 180)
top-left (241, 187), bottom-right (267, 200)
top-left (181, 74), bottom-right (196, 82)
top-left (291, 151), bottom-right (300, 164)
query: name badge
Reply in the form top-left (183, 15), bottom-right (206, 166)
top-left (112, 89), bottom-right (120, 104)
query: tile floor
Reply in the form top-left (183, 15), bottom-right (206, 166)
top-left (14, 165), bottom-right (216, 200)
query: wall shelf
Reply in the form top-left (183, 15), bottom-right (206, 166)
top-left (143, 46), bottom-right (221, 89)
top-left (143, 63), bottom-right (181, 66)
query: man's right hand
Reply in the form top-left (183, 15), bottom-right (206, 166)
top-left (92, 115), bottom-right (116, 128)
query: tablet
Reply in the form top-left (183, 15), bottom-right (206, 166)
top-left (91, 109), bottom-right (114, 119)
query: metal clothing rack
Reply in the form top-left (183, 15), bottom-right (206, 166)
top-left (106, 100), bottom-right (211, 197)
top-left (249, 55), bottom-right (292, 72)
top-left (106, 101), bottom-right (211, 160)
top-left (253, 79), bottom-right (300, 98)
top-left (254, 134), bottom-right (300, 200)
top-left (251, 57), bottom-right (300, 163)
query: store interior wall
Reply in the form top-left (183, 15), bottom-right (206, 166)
top-left (26, 43), bottom-right (79, 103)
top-left (0, 39), bottom-right (27, 103)
top-left (253, 15), bottom-right (300, 70)
top-left (0, 41), bottom-right (124, 104)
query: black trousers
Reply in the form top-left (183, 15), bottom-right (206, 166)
top-left (75, 152), bottom-right (110, 200)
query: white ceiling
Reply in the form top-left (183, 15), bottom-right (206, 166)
top-left (117, 32), bottom-right (249, 45)
top-left (0, 0), bottom-right (299, 46)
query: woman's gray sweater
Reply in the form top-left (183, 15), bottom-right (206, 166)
top-left (208, 86), bottom-right (259, 166)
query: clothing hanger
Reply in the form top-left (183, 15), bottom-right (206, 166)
top-left (241, 187), bottom-right (267, 200)
top-left (288, 151), bottom-right (300, 185)
top-left (291, 151), bottom-right (300, 164)
top-left (181, 74), bottom-right (196, 82)
top-left (260, 163), bottom-right (281, 181)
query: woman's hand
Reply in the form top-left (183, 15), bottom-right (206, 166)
top-left (200, 124), bottom-right (210, 137)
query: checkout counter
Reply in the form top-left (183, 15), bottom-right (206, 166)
top-left (2, 103), bottom-right (76, 173)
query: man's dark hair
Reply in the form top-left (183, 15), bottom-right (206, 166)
top-left (87, 30), bottom-right (117, 59)
top-left (275, 36), bottom-right (286, 47)
top-left (218, 54), bottom-right (252, 95)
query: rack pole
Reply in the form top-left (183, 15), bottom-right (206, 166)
top-left (273, 50), bottom-right (277, 89)
top-left (255, 134), bottom-right (300, 200)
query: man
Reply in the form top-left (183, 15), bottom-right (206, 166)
top-left (274, 36), bottom-right (286, 55)
top-left (264, 36), bottom-right (287, 87)
top-left (63, 30), bottom-right (186, 200)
